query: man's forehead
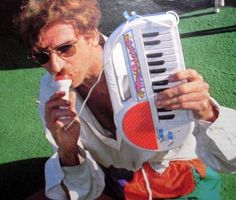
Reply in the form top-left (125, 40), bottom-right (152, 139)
top-left (37, 23), bottom-right (78, 49)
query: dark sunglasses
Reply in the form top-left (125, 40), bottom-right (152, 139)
top-left (31, 41), bottom-right (78, 65)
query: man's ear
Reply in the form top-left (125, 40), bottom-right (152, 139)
top-left (84, 29), bottom-right (100, 47)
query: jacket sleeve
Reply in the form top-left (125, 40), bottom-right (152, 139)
top-left (38, 74), bottom-right (105, 199)
top-left (194, 98), bottom-right (236, 173)
top-left (44, 150), bottom-right (105, 200)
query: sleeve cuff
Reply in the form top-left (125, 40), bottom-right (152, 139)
top-left (45, 152), bottom-right (68, 199)
top-left (197, 97), bottom-right (220, 129)
top-left (45, 152), bottom-right (91, 200)
top-left (197, 98), bottom-right (236, 161)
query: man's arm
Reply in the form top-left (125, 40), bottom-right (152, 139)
top-left (39, 74), bottom-right (105, 199)
top-left (194, 101), bottom-right (236, 173)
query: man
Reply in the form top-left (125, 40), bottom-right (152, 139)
top-left (15, 0), bottom-right (236, 199)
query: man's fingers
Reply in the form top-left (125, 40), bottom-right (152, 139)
top-left (51, 109), bottom-right (77, 122)
top-left (49, 91), bottom-right (66, 100)
top-left (54, 117), bottom-right (80, 135)
top-left (46, 98), bottom-right (71, 110)
top-left (64, 117), bottom-right (80, 131)
top-left (69, 91), bottom-right (77, 113)
top-left (169, 69), bottom-right (204, 82)
top-left (156, 81), bottom-right (209, 100)
top-left (165, 100), bottom-right (212, 113)
top-left (156, 92), bottom-right (210, 109)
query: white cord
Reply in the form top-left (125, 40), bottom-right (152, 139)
top-left (78, 67), bottom-right (104, 116)
top-left (141, 165), bottom-right (152, 200)
top-left (64, 67), bottom-right (104, 131)
top-left (166, 10), bottom-right (180, 25)
top-left (65, 12), bottom-right (130, 131)
top-left (131, 10), bottom-right (179, 28)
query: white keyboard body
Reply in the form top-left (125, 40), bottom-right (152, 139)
top-left (103, 12), bottom-right (194, 151)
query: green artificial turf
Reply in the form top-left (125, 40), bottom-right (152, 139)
top-left (0, 68), bottom-right (51, 163)
top-left (180, 7), bottom-right (236, 109)
top-left (0, 6), bottom-right (235, 200)
top-left (179, 7), bottom-right (236, 199)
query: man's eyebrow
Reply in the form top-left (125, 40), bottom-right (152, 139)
top-left (54, 40), bottom-right (77, 49)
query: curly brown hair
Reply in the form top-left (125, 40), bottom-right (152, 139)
top-left (15, 0), bottom-right (101, 49)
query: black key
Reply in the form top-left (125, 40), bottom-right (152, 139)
top-left (142, 32), bottom-right (159, 37)
top-left (148, 60), bottom-right (165, 66)
top-left (152, 80), bottom-right (169, 86)
top-left (157, 108), bottom-right (172, 112)
top-left (149, 68), bottom-right (166, 74)
top-left (146, 52), bottom-right (163, 58)
top-left (144, 40), bottom-right (161, 45)
top-left (153, 87), bottom-right (169, 93)
top-left (159, 114), bottom-right (175, 120)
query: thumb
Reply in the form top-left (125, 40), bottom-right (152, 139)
top-left (69, 90), bottom-right (77, 113)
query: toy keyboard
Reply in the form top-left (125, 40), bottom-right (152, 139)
top-left (103, 11), bottom-right (194, 151)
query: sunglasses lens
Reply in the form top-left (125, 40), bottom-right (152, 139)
top-left (32, 42), bottom-right (77, 64)
top-left (58, 44), bottom-right (76, 57)
top-left (33, 52), bottom-right (49, 65)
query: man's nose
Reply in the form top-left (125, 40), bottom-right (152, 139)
top-left (49, 53), bottom-right (64, 75)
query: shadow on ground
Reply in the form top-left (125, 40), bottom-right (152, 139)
top-left (0, 37), bottom-right (39, 70)
top-left (99, 0), bottom-right (216, 35)
top-left (0, 157), bottom-right (48, 200)
top-left (180, 24), bottom-right (236, 38)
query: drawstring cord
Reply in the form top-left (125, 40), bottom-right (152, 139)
top-left (141, 164), bottom-right (152, 200)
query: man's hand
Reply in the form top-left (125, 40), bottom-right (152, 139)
top-left (45, 90), bottom-right (81, 165)
top-left (155, 69), bottom-right (218, 122)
